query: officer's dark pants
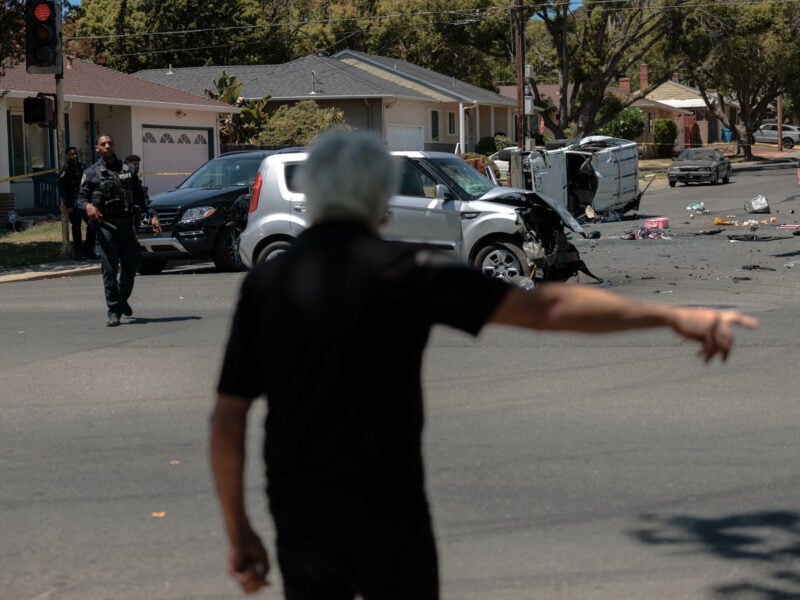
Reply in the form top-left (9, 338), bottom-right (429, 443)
top-left (68, 209), bottom-right (96, 258)
top-left (94, 222), bottom-right (141, 317)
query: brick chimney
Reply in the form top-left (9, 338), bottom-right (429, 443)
top-left (618, 76), bottom-right (631, 94)
top-left (639, 63), bottom-right (649, 90)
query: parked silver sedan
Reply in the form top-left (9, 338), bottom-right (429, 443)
top-left (667, 148), bottom-right (731, 187)
top-left (752, 123), bottom-right (800, 149)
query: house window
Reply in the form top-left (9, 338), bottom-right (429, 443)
top-left (9, 114), bottom-right (51, 176)
top-left (430, 110), bottom-right (440, 142)
top-left (448, 112), bottom-right (457, 135)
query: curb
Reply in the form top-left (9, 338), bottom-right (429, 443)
top-left (0, 263), bottom-right (101, 284)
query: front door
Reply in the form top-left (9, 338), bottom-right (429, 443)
top-left (380, 158), bottom-right (463, 253)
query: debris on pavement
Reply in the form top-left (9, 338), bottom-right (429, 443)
top-left (620, 226), bottom-right (673, 240)
top-left (744, 194), bottom-right (770, 214)
top-left (741, 264), bottom-right (776, 271)
top-left (695, 228), bottom-right (726, 235)
top-left (727, 234), bottom-right (787, 242)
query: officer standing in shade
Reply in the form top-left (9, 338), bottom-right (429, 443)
top-left (75, 134), bottom-right (161, 327)
top-left (59, 146), bottom-right (96, 260)
top-left (124, 154), bottom-right (148, 195)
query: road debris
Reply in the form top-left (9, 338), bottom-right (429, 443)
top-left (744, 194), bottom-right (770, 214)
top-left (620, 226), bottom-right (673, 240)
top-left (741, 264), bottom-right (776, 271)
top-left (727, 234), bottom-right (787, 242)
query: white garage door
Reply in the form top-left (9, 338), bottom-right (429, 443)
top-left (387, 125), bottom-right (424, 151)
top-left (141, 127), bottom-right (211, 195)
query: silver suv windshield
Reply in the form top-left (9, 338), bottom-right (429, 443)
top-left (426, 156), bottom-right (496, 200)
top-left (178, 154), bottom-right (265, 189)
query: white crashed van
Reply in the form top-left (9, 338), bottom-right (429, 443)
top-left (505, 135), bottom-right (641, 218)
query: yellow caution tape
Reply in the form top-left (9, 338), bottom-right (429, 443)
top-left (0, 168), bottom-right (59, 183)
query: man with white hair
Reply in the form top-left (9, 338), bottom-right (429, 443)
top-left (210, 129), bottom-right (757, 598)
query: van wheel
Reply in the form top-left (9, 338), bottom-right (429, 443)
top-left (138, 258), bottom-right (167, 275)
top-left (256, 240), bottom-right (292, 264)
top-left (474, 241), bottom-right (529, 282)
top-left (213, 224), bottom-right (245, 272)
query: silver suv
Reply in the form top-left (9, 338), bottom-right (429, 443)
top-left (238, 151), bottom-right (537, 280)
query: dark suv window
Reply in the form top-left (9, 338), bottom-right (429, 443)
top-left (179, 154), bottom-right (266, 188)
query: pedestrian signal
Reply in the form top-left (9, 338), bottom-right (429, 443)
top-left (23, 96), bottom-right (54, 125)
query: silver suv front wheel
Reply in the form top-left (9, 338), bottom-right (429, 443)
top-left (474, 241), bottom-right (529, 282)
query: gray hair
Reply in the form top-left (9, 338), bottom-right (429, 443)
top-left (299, 129), bottom-right (398, 227)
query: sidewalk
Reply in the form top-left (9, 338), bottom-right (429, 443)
top-left (2, 147), bottom-right (798, 285)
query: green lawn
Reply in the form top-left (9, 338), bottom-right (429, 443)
top-left (0, 220), bottom-right (68, 270)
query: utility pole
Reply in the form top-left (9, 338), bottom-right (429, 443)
top-left (777, 93), bottom-right (784, 152)
top-left (513, 0), bottom-right (526, 149)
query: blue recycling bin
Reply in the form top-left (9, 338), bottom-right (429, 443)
top-left (722, 128), bottom-right (732, 142)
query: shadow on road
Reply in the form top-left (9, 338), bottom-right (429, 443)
top-left (630, 510), bottom-right (800, 599)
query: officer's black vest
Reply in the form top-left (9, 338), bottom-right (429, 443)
top-left (92, 161), bottom-right (136, 219)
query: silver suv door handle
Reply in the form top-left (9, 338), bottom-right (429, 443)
top-left (294, 203), bottom-right (307, 213)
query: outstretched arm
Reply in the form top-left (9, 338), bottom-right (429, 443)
top-left (489, 283), bottom-right (758, 363)
top-left (210, 393), bottom-right (270, 594)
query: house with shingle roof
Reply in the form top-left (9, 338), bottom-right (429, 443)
top-left (135, 51), bottom-right (516, 155)
top-left (0, 57), bottom-right (232, 221)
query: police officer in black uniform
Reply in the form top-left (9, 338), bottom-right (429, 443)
top-left (75, 134), bottom-right (161, 327)
top-left (59, 146), bottom-right (96, 260)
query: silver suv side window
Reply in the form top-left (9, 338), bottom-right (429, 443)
top-left (285, 163), bottom-right (302, 192)
top-left (397, 159), bottom-right (437, 198)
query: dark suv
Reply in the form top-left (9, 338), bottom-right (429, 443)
top-left (137, 150), bottom-right (283, 274)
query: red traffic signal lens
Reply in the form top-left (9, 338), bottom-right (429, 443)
top-left (32, 2), bottom-right (52, 21)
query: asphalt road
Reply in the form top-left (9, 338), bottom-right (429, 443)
top-left (1, 168), bottom-right (799, 600)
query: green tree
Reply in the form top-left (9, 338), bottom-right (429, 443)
top-left (652, 117), bottom-right (677, 158)
top-left (595, 106), bottom-right (644, 141)
top-left (0, 0), bottom-right (25, 79)
top-left (206, 72), bottom-right (271, 145)
top-left (256, 100), bottom-right (349, 146)
top-left (675, 0), bottom-right (800, 159)
top-left (527, 0), bottom-right (691, 138)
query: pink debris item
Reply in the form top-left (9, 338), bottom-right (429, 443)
top-left (643, 217), bottom-right (669, 230)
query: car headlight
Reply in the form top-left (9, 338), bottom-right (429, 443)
top-left (179, 206), bottom-right (217, 223)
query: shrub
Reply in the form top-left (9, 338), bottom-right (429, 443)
top-left (494, 134), bottom-right (514, 152)
top-left (653, 118), bottom-right (678, 158)
top-left (595, 107), bottom-right (645, 141)
top-left (476, 136), bottom-right (496, 155)
top-left (257, 100), bottom-right (349, 146)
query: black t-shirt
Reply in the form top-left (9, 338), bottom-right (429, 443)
top-left (217, 222), bottom-right (511, 514)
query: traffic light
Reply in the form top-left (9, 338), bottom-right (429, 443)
top-left (25, 0), bottom-right (62, 75)
top-left (23, 96), bottom-right (54, 125)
